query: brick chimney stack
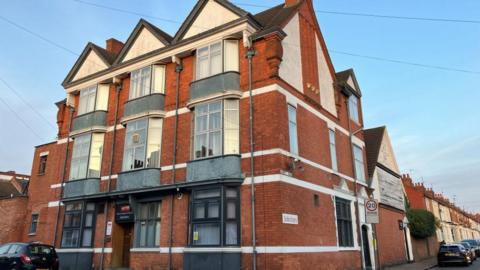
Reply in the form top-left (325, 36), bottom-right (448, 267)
top-left (106, 38), bottom-right (124, 55)
top-left (285, 0), bottom-right (301, 7)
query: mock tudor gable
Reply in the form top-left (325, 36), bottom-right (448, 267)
top-left (116, 19), bottom-right (172, 64)
top-left (173, 0), bottom-right (247, 42)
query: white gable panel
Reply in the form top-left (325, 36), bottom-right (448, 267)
top-left (183, 0), bottom-right (240, 39)
top-left (346, 76), bottom-right (356, 90)
top-left (378, 130), bottom-right (400, 173)
top-left (123, 27), bottom-right (165, 62)
top-left (279, 14), bottom-right (303, 93)
top-left (315, 35), bottom-right (336, 116)
top-left (73, 51), bottom-right (108, 81)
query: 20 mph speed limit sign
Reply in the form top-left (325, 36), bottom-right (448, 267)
top-left (365, 199), bottom-right (379, 224)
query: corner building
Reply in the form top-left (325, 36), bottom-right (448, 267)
top-left (24, 0), bottom-right (372, 269)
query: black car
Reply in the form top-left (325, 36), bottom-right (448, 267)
top-left (462, 239), bottom-right (480, 256)
top-left (458, 242), bottom-right (476, 261)
top-left (438, 244), bottom-right (472, 267)
top-left (0, 243), bottom-right (58, 270)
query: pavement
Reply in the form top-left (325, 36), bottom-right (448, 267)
top-left (385, 257), bottom-right (480, 270)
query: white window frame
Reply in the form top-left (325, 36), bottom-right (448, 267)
top-left (329, 129), bottom-right (338, 172)
top-left (196, 41), bottom-right (223, 80)
top-left (288, 104), bottom-right (299, 155)
top-left (193, 99), bottom-right (240, 160)
top-left (122, 118), bottom-right (163, 171)
top-left (348, 95), bottom-right (360, 123)
top-left (353, 144), bottom-right (365, 182)
top-left (69, 133), bottom-right (105, 180)
top-left (129, 65), bottom-right (166, 100)
top-left (78, 86), bottom-right (97, 115)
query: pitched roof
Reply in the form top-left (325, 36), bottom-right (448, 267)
top-left (0, 180), bottom-right (22, 198)
top-left (363, 126), bottom-right (386, 178)
top-left (173, 0), bottom-right (249, 42)
top-left (113, 19), bottom-right (173, 65)
top-left (336, 68), bottom-right (362, 97)
top-left (251, 2), bottom-right (301, 39)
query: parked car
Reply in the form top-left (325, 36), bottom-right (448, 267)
top-left (462, 239), bottom-right (480, 257)
top-left (0, 242), bottom-right (58, 270)
top-left (458, 242), bottom-right (476, 261)
top-left (438, 244), bottom-right (472, 267)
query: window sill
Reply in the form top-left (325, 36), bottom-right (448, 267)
top-left (37, 173), bottom-right (45, 176)
top-left (28, 233), bottom-right (36, 236)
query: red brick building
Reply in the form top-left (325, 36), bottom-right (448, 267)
top-left (0, 171), bottom-right (30, 244)
top-left (18, 0), bottom-right (375, 269)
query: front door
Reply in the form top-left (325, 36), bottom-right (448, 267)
top-left (111, 223), bottom-right (133, 269)
top-left (122, 225), bottom-right (133, 267)
top-left (362, 225), bottom-right (372, 269)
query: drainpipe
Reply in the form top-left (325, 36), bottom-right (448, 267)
top-left (246, 45), bottom-right (257, 270)
top-left (53, 105), bottom-right (75, 246)
top-left (168, 57), bottom-right (183, 270)
top-left (345, 95), bottom-right (365, 270)
top-left (100, 81), bottom-right (122, 270)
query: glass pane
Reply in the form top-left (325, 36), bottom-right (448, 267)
top-left (208, 131), bottom-right (222, 157)
top-left (210, 51), bottom-right (222, 76)
top-left (209, 101), bottom-right (222, 112)
top-left (209, 112), bottom-right (221, 130)
top-left (194, 203), bottom-right (205, 219)
top-left (139, 221), bottom-right (147, 247)
top-left (71, 213), bottom-right (82, 227)
top-left (82, 229), bottom-right (92, 247)
top-left (155, 221), bottom-right (161, 246)
top-left (133, 146), bottom-right (145, 169)
top-left (147, 221), bottom-right (155, 247)
top-left (195, 189), bottom-right (220, 199)
top-left (194, 134), bottom-right (207, 159)
top-left (197, 55), bottom-right (209, 79)
top-left (148, 203), bottom-right (156, 219)
top-left (195, 115), bottom-right (208, 133)
top-left (147, 119), bottom-right (162, 168)
top-left (73, 203), bottom-right (83, 210)
top-left (225, 222), bottom-right (238, 245)
top-left (227, 201), bottom-right (236, 219)
top-left (196, 103), bottom-right (208, 114)
top-left (224, 40), bottom-right (239, 72)
top-left (207, 202), bottom-right (219, 218)
top-left (88, 133), bottom-right (104, 178)
top-left (70, 134), bottom-right (92, 180)
top-left (84, 213), bottom-right (94, 227)
top-left (192, 223), bottom-right (220, 245)
top-left (152, 65), bottom-right (165, 94)
top-left (86, 203), bottom-right (95, 211)
top-left (122, 148), bottom-right (134, 171)
top-left (226, 188), bottom-right (237, 198)
top-left (139, 204), bottom-right (149, 219)
top-left (224, 130), bottom-right (239, 155)
top-left (62, 230), bottom-right (79, 247)
top-left (95, 84), bottom-right (109, 111)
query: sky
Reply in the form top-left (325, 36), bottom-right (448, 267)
top-left (0, 0), bottom-right (479, 212)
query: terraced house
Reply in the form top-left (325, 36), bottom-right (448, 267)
top-left (21, 0), bottom-right (373, 269)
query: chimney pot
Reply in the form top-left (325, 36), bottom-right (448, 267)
top-left (106, 38), bottom-right (124, 55)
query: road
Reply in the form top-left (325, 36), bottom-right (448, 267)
top-left (432, 258), bottom-right (480, 270)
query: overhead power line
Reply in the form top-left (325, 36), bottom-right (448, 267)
top-left (233, 2), bottom-right (480, 25)
top-left (0, 76), bottom-right (57, 129)
top-left (0, 95), bottom-right (45, 141)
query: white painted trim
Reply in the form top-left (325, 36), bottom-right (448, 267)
top-left (56, 248), bottom-right (93, 253)
top-left (48, 201), bottom-right (64, 207)
top-left (39, 151), bottom-right (49, 157)
top-left (106, 125), bottom-right (124, 132)
top-left (100, 174), bottom-right (118, 181)
top-left (243, 174), bottom-right (356, 201)
top-left (130, 247), bottom-right (184, 253)
top-left (186, 90), bottom-right (243, 108)
top-left (57, 138), bottom-right (73, 144)
top-left (165, 107), bottom-right (190, 117)
top-left (128, 246), bottom-right (360, 254)
top-left (50, 183), bottom-right (65, 189)
top-left (183, 247), bottom-right (242, 253)
top-left (94, 248), bottom-right (112, 253)
top-left (161, 163), bottom-right (187, 171)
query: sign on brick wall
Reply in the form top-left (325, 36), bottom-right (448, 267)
top-left (365, 199), bottom-right (379, 224)
top-left (282, 213), bottom-right (299, 224)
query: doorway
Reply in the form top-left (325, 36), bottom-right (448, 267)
top-left (362, 225), bottom-right (372, 269)
top-left (111, 222), bottom-right (133, 269)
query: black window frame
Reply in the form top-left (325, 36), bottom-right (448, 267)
top-left (29, 214), bottom-right (39, 234)
top-left (189, 186), bottom-right (240, 247)
top-left (38, 155), bottom-right (47, 175)
top-left (61, 202), bottom-right (96, 248)
top-left (335, 197), bottom-right (354, 247)
top-left (134, 201), bottom-right (161, 248)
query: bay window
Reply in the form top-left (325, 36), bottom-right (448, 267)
top-left (69, 133), bottom-right (105, 180)
top-left (196, 40), bottom-right (239, 80)
top-left (122, 118), bottom-right (163, 171)
top-left (61, 202), bottom-right (96, 248)
top-left (129, 65), bottom-right (165, 100)
top-left (193, 99), bottom-right (239, 159)
top-left (190, 187), bottom-right (239, 246)
top-left (353, 145), bottom-right (365, 182)
top-left (135, 202), bottom-right (161, 247)
top-left (77, 84), bottom-right (109, 115)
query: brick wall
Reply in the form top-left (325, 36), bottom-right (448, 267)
top-left (0, 197), bottom-right (28, 243)
top-left (376, 206), bottom-right (408, 267)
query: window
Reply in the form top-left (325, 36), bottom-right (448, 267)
top-left (129, 65), bottom-right (165, 100)
top-left (69, 133), bottom-right (105, 180)
top-left (77, 84), bottom-right (109, 115)
top-left (123, 118), bottom-right (163, 171)
top-left (196, 40), bottom-right (239, 80)
top-left (335, 197), bottom-right (354, 247)
top-left (329, 129), bottom-right (337, 172)
top-left (194, 100), bottom-right (239, 159)
top-left (61, 202), bottom-right (96, 248)
top-left (29, 214), bottom-right (39, 234)
top-left (348, 95), bottom-right (359, 123)
top-left (38, 155), bottom-right (47, 175)
top-left (288, 104), bottom-right (298, 155)
top-left (190, 187), bottom-right (239, 246)
top-left (0, 245), bottom-right (10, 254)
top-left (353, 145), bottom-right (365, 182)
top-left (135, 202), bottom-right (161, 247)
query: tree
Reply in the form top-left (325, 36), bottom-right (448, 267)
top-left (407, 208), bottom-right (437, 239)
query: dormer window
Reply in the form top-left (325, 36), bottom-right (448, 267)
top-left (129, 65), bottom-right (165, 100)
top-left (196, 40), bottom-right (239, 80)
top-left (77, 84), bottom-right (109, 115)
